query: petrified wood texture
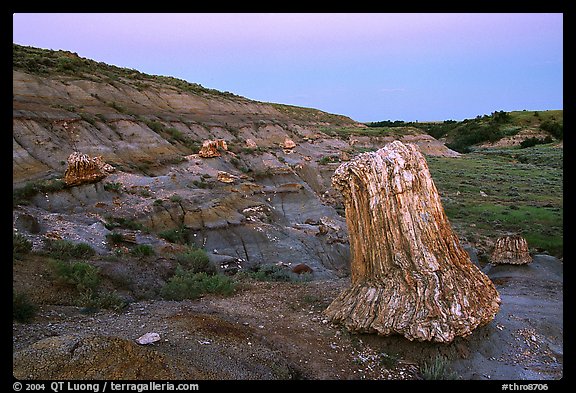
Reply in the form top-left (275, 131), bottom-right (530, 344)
top-left (491, 234), bottom-right (532, 265)
top-left (323, 141), bottom-right (500, 343)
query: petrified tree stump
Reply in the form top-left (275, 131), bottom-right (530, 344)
top-left (198, 139), bottom-right (228, 158)
top-left (323, 141), bottom-right (500, 343)
top-left (490, 234), bottom-right (532, 265)
top-left (64, 152), bottom-right (114, 187)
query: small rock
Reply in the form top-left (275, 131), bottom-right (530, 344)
top-left (291, 263), bottom-right (313, 275)
top-left (135, 332), bottom-right (160, 345)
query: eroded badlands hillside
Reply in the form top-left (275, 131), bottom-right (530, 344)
top-left (13, 44), bottom-right (458, 276)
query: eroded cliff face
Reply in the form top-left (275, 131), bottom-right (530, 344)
top-left (323, 141), bottom-right (501, 342)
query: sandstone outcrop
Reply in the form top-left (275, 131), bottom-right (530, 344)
top-left (491, 234), bottom-right (532, 265)
top-left (198, 139), bottom-right (228, 158)
top-left (323, 140), bottom-right (500, 343)
top-left (63, 152), bottom-right (114, 187)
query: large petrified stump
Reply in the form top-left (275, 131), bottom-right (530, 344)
top-left (323, 141), bottom-right (500, 343)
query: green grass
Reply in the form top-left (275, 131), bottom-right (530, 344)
top-left (13, 178), bottom-right (66, 206)
top-left (43, 239), bottom-right (96, 260)
top-left (507, 109), bottom-right (563, 126)
top-left (427, 145), bottom-right (562, 257)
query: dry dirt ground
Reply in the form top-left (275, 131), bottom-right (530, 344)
top-left (13, 255), bottom-right (562, 381)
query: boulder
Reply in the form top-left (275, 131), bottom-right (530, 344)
top-left (291, 263), bottom-right (313, 275)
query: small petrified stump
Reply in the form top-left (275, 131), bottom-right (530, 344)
top-left (491, 234), bottom-right (532, 265)
top-left (323, 141), bottom-right (500, 343)
top-left (198, 139), bottom-right (228, 158)
top-left (64, 152), bottom-right (114, 187)
top-left (283, 138), bottom-right (296, 149)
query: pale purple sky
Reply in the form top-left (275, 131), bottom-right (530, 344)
top-left (13, 13), bottom-right (563, 122)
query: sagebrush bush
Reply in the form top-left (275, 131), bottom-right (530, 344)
top-left (161, 267), bottom-right (235, 300)
top-left (130, 244), bottom-right (155, 257)
top-left (106, 232), bottom-right (125, 244)
top-left (175, 248), bottom-right (216, 274)
top-left (77, 290), bottom-right (127, 312)
top-left (44, 239), bottom-right (95, 260)
top-left (13, 233), bottom-right (33, 255)
top-left (158, 226), bottom-right (188, 244)
top-left (104, 182), bottom-right (123, 193)
top-left (51, 259), bottom-right (101, 292)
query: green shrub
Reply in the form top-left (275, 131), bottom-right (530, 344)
top-left (169, 194), bottom-right (183, 203)
top-left (191, 179), bottom-right (213, 189)
top-left (161, 268), bottom-right (235, 300)
top-left (104, 216), bottom-right (145, 231)
top-left (540, 120), bottom-right (563, 140)
top-left (143, 119), bottom-right (166, 133)
top-left (78, 290), bottom-right (127, 312)
top-left (13, 291), bottom-right (37, 323)
top-left (104, 182), bottom-right (123, 193)
top-left (106, 232), bottom-right (125, 244)
top-left (51, 260), bottom-right (101, 292)
top-left (175, 248), bottom-right (216, 274)
top-left (130, 244), bottom-right (155, 257)
top-left (318, 155), bottom-right (339, 165)
top-left (158, 226), bottom-right (189, 244)
top-left (520, 136), bottom-right (553, 149)
top-left (44, 239), bottom-right (95, 260)
top-left (13, 233), bottom-right (32, 255)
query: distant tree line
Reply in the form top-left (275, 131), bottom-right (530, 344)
top-left (367, 110), bottom-right (562, 153)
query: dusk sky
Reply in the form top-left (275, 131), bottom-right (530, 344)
top-left (13, 13), bottom-right (563, 122)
